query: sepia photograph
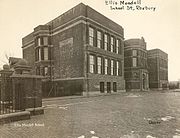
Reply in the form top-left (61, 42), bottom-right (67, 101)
top-left (0, 0), bottom-right (180, 137)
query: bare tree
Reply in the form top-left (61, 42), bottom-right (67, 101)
top-left (0, 52), bottom-right (14, 68)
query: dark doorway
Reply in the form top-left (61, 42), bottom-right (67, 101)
top-left (162, 83), bottom-right (168, 89)
top-left (142, 74), bottom-right (146, 90)
top-left (100, 82), bottom-right (104, 93)
top-left (113, 82), bottom-right (117, 92)
top-left (107, 82), bottom-right (111, 93)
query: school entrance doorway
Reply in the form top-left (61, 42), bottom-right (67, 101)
top-left (142, 73), bottom-right (148, 91)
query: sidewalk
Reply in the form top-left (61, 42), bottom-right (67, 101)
top-left (42, 95), bottom-right (84, 102)
top-left (42, 90), bottom-right (173, 102)
top-left (42, 92), bottom-right (126, 102)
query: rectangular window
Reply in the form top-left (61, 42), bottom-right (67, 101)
top-left (118, 40), bottom-right (122, 54)
top-left (100, 82), bottom-right (105, 93)
top-left (44, 47), bottom-right (48, 60)
top-left (141, 51), bottom-right (143, 57)
top-left (133, 58), bottom-right (137, 67)
top-left (89, 27), bottom-right (94, 46)
top-left (38, 48), bottom-right (41, 61)
top-left (48, 47), bottom-right (51, 60)
top-left (119, 61), bottom-right (122, 76)
top-left (43, 37), bottom-right (48, 45)
top-left (113, 82), bottom-right (117, 92)
top-left (41, 47), bottom-right (44, 60)
top-left (110, 37), bottom-right (114, 52)
top-left (132, 50), bottom-right (137, 56)
top-left (36, 67), bottom-right (40, 75)
top-left (44, 67), bottom-right (48, 76)
top-left (116, 39), bottom-right (119, 54)
top-left (105, 58), bottom-right (108, 75)
top-left (107, 82), bottom-right (111, 93)
top-left (89, 55), bottom-right (95, 73)
top-left (35, 48), bottom-right (39, 61)
top-left (97, 31), bottom-right (102, 48)
top-left (104, 34), bottom-right (108, 50)
top-left (38, 38), bottom-right (41, 46)
top-left (117, 61), bottom-right (122, 76)
top-left (97, 57), bottom-right (102, 74)
top-left (116, 61), bottom-right (119, 76)
top-left (111, 60), bottom-right (114, 75)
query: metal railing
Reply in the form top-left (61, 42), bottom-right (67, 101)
top-left (0, 101), bottom-right (14, 115)
top-left (0, 81), bottom-right (25, 115)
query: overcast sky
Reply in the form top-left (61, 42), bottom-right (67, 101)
top-left (0, 0), bottom-right (179, 81)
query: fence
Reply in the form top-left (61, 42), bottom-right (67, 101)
top-left (0, 98), bottom-right (14, 115)
top-left (0, 75), bottom-right (14, 115)
top-left (0, 70), bottom-right (25, 115)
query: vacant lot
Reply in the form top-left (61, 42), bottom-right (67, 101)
top-left (0, 91), bottom-right (180, 138)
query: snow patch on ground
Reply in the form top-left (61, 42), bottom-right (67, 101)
top-left (144, 115), bottom-right (175, 122)
top-left (126, 94), bottom-right (141, 98)
top-left (161, 116), bottom-right (175, 121)
top-left (144, 117), bottom-right (152, 121)
top-left (77, 131), bottom-right (98, 138)
top-left (173, 135), bottom-right (180, 138)
top-left (78, 135), bottom-right (85, 138)
top-left (90, 131), bottom-right (95, 134)
top-left (121, 134), bottom-right (140, 138)
top-left (46, 104), bottom-right (57, 107)
top-left (146, 135), bottom-right (156, 138)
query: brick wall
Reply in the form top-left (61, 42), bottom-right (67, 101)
top-left (23, 45), bottom-right (35, 74)
top-left (46, 3), bottom-right (86, 30)
top-left (53, 23), bottom-right (84, 79)
top-left (22, 32), bottom-right (34, 47)
top-left (86, 6), bottom-right (123, 36)
top-left (148, 49), bottom-right (168, 89)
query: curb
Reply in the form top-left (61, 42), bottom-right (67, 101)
top-left (0, 107), bottom-right (44, 125)
top-left (42, 92), bottom-right (126, 102)
top-left (42, 96), bottom-right (84, 102)
top-left (0, 111), bottom-right (30, 125)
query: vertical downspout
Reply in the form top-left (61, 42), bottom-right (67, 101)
top-left (157, 52), bottom-right (160, 89)
top-left (85, 5), bottom-right (89, 97)
top-left (49, 19), bottom-right (54, 97)
top-left (49, 24), bottom-right (52, 84)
